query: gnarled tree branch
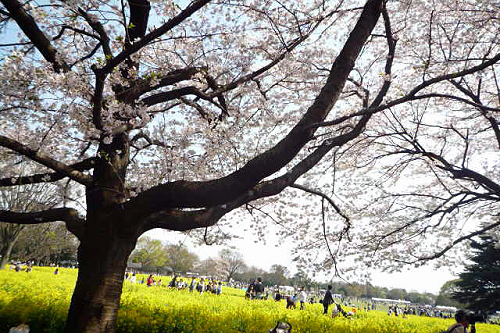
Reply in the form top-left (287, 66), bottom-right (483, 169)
top-left (0, 158), bottom-right (97, 186)
top-left (0, 207), bottom-right (85, 239)
top-left (0, 135), bottom-right (93, 186)
top-left (124, 0), bottom-right (385, 214)
top-left (1, 0), bottom-right (69, 72)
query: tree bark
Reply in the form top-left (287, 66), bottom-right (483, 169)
top-left (0, 241), bottom-right (16, 268)
top-left (64, 132), bottom-right (137, 333)
top-left (64, 228), bottom-right (138, 333)
top-left (0, 227), bottom-right (22, 269)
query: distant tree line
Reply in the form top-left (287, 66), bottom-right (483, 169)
top-left (1, 222), bottom-right (78, 267)
top-left (0, 183), bottom-right (79, 268)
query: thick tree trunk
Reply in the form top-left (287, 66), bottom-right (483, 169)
top-left (64, 228), bottom-right (138, 333)
top-left (0, 241), bottom-right (15, 268)
top-left (64, 132), bottom-right (136, 333)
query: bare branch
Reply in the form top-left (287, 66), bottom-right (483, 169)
top-left (308, 52), bottom-right (500, 130)
top-left (0, 207), bottom-right (85, 239)
top-left (100, 0), bottom-right (211, 74)
top-left (130, 132), bottom-right (172, 150)
top-left (1, 0), bottom-right (69, 72)
top-left (291, 183), bottom-right (350, 225)
top-left (77, 8), bottom-right (112, 57)
top-left (0, 135), bottom-right (93, 186)
top-left (0, 158), bottom-right (97, 186)
top-left (407, 220), bottom-right (500, 263)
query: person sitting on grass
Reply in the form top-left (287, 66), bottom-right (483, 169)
top-left (147, 274), bottom-right (154, 287)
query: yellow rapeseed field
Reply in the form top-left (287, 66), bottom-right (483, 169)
top-left (1, 266), bottom-right (499, 333)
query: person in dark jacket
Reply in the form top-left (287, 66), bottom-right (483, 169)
top-left (254, 277), bottom-right (265, 299)
top-left (323, 285), bottom-right (334, 315)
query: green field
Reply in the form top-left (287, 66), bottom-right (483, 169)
top-left (1, 267), bottom-right (499, 333)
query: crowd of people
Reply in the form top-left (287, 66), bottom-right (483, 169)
top-left (244, 277), bottom-right (266, 299)
top-left (124, 272), bottom-right (224, 295)
top-left (253, 283), bottom-right (361, 317)
top-left (386, 305), bottom-right (456, 319)
top-left (9, 261), bottom-right (33, 273)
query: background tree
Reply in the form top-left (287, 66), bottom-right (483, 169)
top-left (0, 223), bottom-right (22, 268)
top-left (129, 236), bottom-right (167, 273)
top-left (435, 280), bottom-right (464, 308)
top-left (0, 0), bottom-right (498, 332)
top-left (263, 264), bottom-right (290, 287)
top-left (196, 257), bottom-right (221, 278)
top-left (361, 283), bottom-right (379, 299)
top-left (289, 270), bottom-right (312, 289)
top-left (12, 222), bottom-right (78, 266)
top-left (386, 288), bottom-right (407, 301)
top-left (164, 243), bottom-right (199, 276)
top-left (407, 292), bottom-right (436, 306)
top-left (452, 236), bottom-right (500, 311)
top-left (217, 248), bottom-right (246, 282)
top-left (235, 266), bottom-right (267, 284)
top-left (339, 282), bottom-right (365, 298)
top-left (0, 184), bottom-right (63, 268)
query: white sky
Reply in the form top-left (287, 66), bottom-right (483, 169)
top-left (147, 228), bottom-right (457, 295)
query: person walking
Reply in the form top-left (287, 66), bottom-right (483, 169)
top-left (254, 277), bottom-right (265, 299)
top-left (189, 277), bottom-right (197, 292)
top-left (323, 285), bottom-right (334, 315)
top-left (197, 278), bottom-right (205, 294)
top-left (299, 287), bottom-right (307, 310)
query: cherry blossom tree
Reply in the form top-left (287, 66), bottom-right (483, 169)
top-left (0, 0), bottom-right (498, 332)
top-left (218, 248), bottom-right (246, 282)
top-left (290, 0), bottom-right (500, 276)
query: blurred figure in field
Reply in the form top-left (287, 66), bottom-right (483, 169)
top-left (245, 284), bottom-right (254, 299)
top-left (197, 278), bottom-right (205, 294)
top-left (216, 282), bottom-right (222, 295)
top-left (254, 277), bottom-right (265, 299)
top-left (189, 277), bottom-right (197, 292)
top-left (322, 285), bottom-right (334, 315)
top-left (147, 274), bottom-right (154, 287)
top-left (286, 295), bottom-right (296, 309)
top-left (299, 287), bottom-right (307, 310)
